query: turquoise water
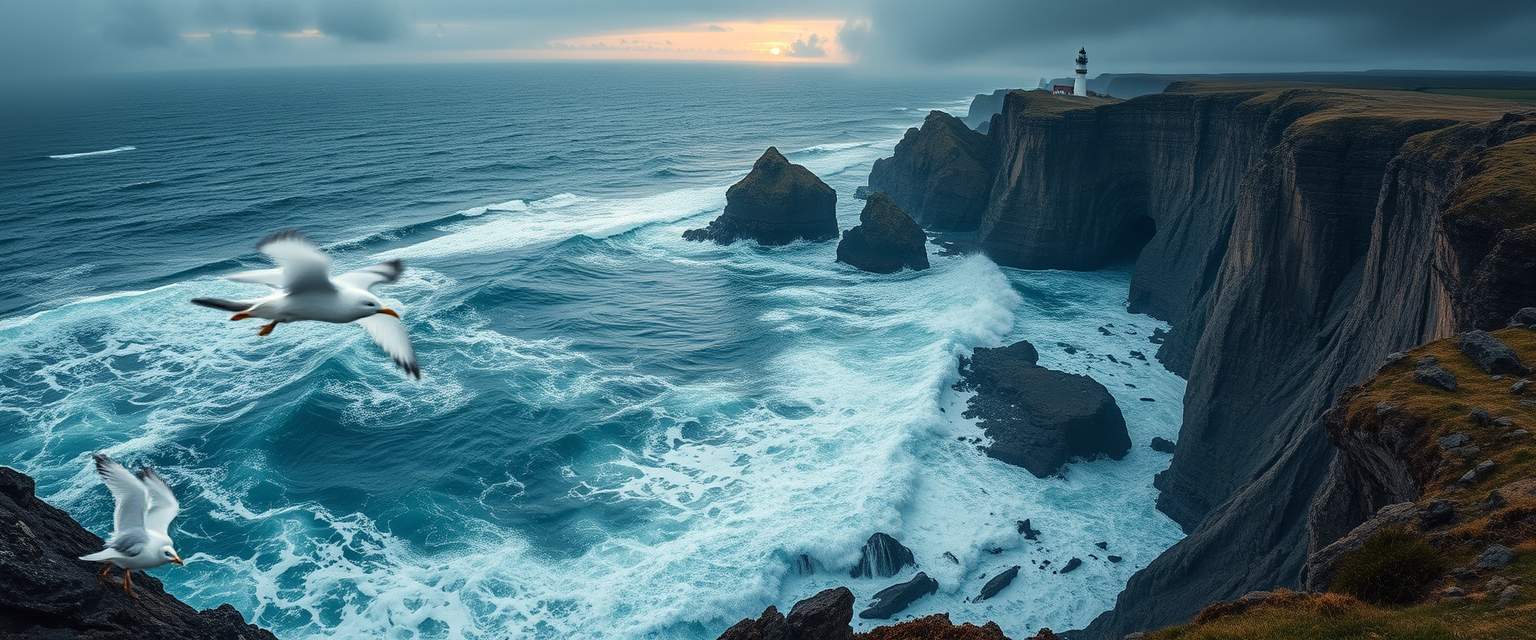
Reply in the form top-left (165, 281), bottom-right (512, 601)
top-left (0, 63), bottom-right (1184, 638)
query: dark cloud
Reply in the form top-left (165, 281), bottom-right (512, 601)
top-left (786, 33), bottom-right (827, 58)
top-left (103, 0), bottom-right (181, 48)
top-left (848, 0), bottom-right (1536, 71)
top-left (317, 0), bottom-right (405, 43)
top-left (245, 1), bottom-right (308, 33)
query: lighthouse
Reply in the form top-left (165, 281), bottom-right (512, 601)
top-left (1073, 47), bottom-right (1088, 97)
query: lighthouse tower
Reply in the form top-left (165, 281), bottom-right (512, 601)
top-left (1073, 47), bottom-right (1088, 96)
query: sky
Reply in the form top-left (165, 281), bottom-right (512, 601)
top-left (2, 1), bottom-right (1535, 81)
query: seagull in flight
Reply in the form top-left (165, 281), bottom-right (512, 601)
top-left (79, 454), bottom-right (183, 598)
top-left (191, 230), bottom-right (421, 379)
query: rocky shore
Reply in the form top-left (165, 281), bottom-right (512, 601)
top-left (0, 466), bottom-right (276, 640)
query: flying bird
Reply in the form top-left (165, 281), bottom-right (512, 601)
top-left (79, 454), bottom-right (183, 598)
top-left (191, 230), bottom-right (420, 379)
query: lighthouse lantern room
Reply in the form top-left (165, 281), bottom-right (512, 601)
top-left (1073, 47), bottom-right (1088, 97)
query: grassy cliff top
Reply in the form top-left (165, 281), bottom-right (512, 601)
top-left (1002, 89), bottom-right (1119, 118)
top-left (1147, 329), bottom-right (1536, 640)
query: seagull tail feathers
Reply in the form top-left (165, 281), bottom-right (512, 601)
top-left (80, 549), bottom-right (119, 561)
top-left (190, 297), bottom-right (251, 312)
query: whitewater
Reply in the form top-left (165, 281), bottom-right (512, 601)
top-left (0, 64), bottom-right (1184, 639)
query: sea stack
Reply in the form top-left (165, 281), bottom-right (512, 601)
top-left (867, 110), bottom-right (994, 231)
top-left (956, 340), bottom-right (1131, 477)
top-left (835, 193), bottom-right (930, 273)
top-left (683, 147), bottom-right (838, 246)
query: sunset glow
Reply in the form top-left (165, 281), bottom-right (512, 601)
top-left (532, 20), bottom-right (848, 64)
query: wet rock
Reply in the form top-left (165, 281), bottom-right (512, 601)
top-left (1149, 328), bottom-right (1167, 345)
top-left (1129, 350), bottom-right (1147, 361)
top-left (1150, 437), bottom-right (1177, 454)
top-left (853, 186), bottom-right (873, 200)
top-left (718, 587), bottom-right (854, 640)
top-left (1459, 460), bottom-right (1497, 485)
top-left (943, 552), bottom-right (959, 564)
top-left (1476, 544), bottom-right (1514, 569)
top-left (0, 467), bottom-right (276, 640)
top-left (1096, 541), bottom-right (1109, 550)
top-left (1060, 558), bottom-right (1083, 574)
top-left (858, 572), bottom-right (939, 620)
top-left (1107, 555), bottom-right (1123, 563)
top-left (850, 533), bottom-right (916, 579)
top-left (836, 192), bottom-right (930, 273)
top-left (1098, 326), bottom-right (1113, 337)
top-left (1419, 500), bottom-right (1456, 529)
top-left (1414, 363), bottom-right (1458, 391)
top-left (1508, 307), bottom-right (1536, 328)
top-left (1458, 330), bottom-right (1531, 375)
top-left (975, 566), bottom-right (1020, 601)
top-left (683, 147), bottom-right (838, 246)
top-left (860, 614), bottom-right (1010, 640)
top-left (1017, 519), bottom-right (1042, 540)
top-left (956, 340), bottom-right (1131, 477)
top-left (1438, 433), bottom-right (1471, 449)
top-left (1027, 629), bottom-right (1062, 640)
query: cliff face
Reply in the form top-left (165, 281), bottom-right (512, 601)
top-left (871, 84), bottom-right (1536, 639)
top-left (0, 467), bottom-right (276, 640)
top-left (868, 111), bottom-right (994, 231)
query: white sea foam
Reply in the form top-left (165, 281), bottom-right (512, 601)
top-left (48, 145), bottom-right (136, 159)
top-left (456, 199), bottom-right (527, 217)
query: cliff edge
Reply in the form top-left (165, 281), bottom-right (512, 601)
top-left (0, 466), bottom-right (277, 640)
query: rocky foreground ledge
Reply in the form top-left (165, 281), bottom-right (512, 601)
top-left (0, 467), bottom-right (276, 640)
top-left (718, 586), bottom-right (1065, 640)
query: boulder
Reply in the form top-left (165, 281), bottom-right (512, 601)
top-left (836, 193), bottom-right (930, 273)
top-left (684, 147), bottom-right (838, 245)
top-left (859, 614), bottom-right (1010, 640)
top-left (1459, 459), bottom-right (1497, 485)
top-left (1508, 307), bottom-right (1536, 327)
top-left (1413, 363), bottom-right (1458, 391)
top-left (1060, 558), bottom-right (1083, 574)
top-left (1458, 330), bottom-right (1531, 376)
top-left (850, 533), bottom-right (916, 579)
top-left (1476, 544), bottom-right (1515, 570)
top-left (974, 566), bottom-right (1020, 601)
top-left (858, 572), bottom-right (940, 620)
top-left (1016, 519), bottom-right (1042, 540)
top-left (1419, 500), bottom-right (1456, 529)
top-left (957, 340), bottom-right (1131, 477)
top-left (0, 467), bottom-right (276, 640)
top-left (1149, 437), bottom-right (1177, 454)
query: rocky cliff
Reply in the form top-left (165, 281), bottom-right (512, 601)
top-left (868, 111), bottom-right (994, 231)
top-left (870, 83), bottom-right (1536, 638)
top-left (0, 466), bottom-right (276, 640)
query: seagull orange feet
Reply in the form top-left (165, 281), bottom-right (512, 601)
top-left (258, 321), bottom-right (278, 336)
top-left (122, 569), bottom-right (137, 599)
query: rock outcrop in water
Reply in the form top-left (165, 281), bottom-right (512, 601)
top-left (720, 587), bottom-right (1010, 640)
top-left (868, 111), bottom-right (994, 231)
top-left (683, 147), bottom-right (838, 246)
top-left (956, 340), bottom-right (1130, 477)
top-left (872, 81), bottom-right (1536, 639)
top-left (836, 193), bottom-right (930, 273)
top-left (0, 467), bottom-right (276, 640)
top-left (849, 532), bottom-right (917, 578)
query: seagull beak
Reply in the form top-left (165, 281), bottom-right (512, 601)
top-left (171, 554), bottom-right (184, 566)
top-left (377, 308), bottom-right (401, 319)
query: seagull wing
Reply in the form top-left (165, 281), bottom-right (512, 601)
top-left (137, 467), bottom-right (180, 534)
top-left (225, 268), bottom-right (287, 289)
top-left (93, 454), bottom-right (147, 534)
top-left (356, 312), bottom-right (420, 379)
top-left (258, 230), bottom-right (334, 294)
top-left (334, 259), bottom-right (405, 292)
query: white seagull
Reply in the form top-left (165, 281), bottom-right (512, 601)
top-left (79, 454), bottom-right (184, 598)
top-left (192, 230), bottom-right (421, 379)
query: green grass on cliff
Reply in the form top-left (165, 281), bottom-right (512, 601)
top-left (1424, 88), bottom-right (1536, 103)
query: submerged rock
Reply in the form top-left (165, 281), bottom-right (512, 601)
top-left (1017, 518), bottom-right (1042, 540)
top-left (859, 572), bottom-right (940, 620)
top-left (683, 147), bottom-right (838, 246)
top-left (850, 533), bottom-right (916, 579)
top-left (1060, 558), bottom-right (1083, 574)
top-left (0, 467), bottom-right (276, 640)
top-left (836, 193), bottom-right (930, 273)
top-left (1149, 437), bottom-right (1177, 454)
top-left (957, 340), bottom-right (1131, 477)
top-left (974, 565), bottom-right (1020, 602)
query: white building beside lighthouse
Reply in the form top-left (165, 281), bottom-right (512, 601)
top-left (1074, 47), bottom-right (1088, 96)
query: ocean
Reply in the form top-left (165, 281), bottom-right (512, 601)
top-left (0, 63), bottom-right (1185, 639)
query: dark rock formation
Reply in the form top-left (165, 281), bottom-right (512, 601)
top-left (868, 111), bottom-right (995, 231)
top-left (0, 467), bottom-right (276, 640)
top-left (1149, 437), bottom-right (1177, 454)
top-left (1017, 519), bottom-right (1041, 540)
top-left (962, 90), bottom-right (1011, 130)
top-left (1458, 330), bottom-right (1530, 375)
top-left (957, 340), bottom-right (1130, 477)
top-left (836, 193), bottom-right (930, 273)
top-left (684, 147), bottom-right (838, 245)
top-left (849, 533), bottom-right (916, 579)
top-left (858, 572), bottom-right (939, 620)
top-left (1059, 558), bottom-right (1083, 574)
top-left (1414, 363), bottom-right (1458, 391)
top-left (974, 566), bottom-right (1019, 601)
top-left (718, 587), bottom-right (854, 640)
top-left (1510, 307), bottom-right (1536, 327)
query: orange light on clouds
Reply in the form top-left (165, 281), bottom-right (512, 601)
top-left (491, 20), bottom-right (848, 64)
